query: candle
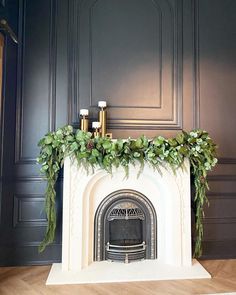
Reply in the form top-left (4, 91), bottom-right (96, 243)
top-left (98, 101), bottom-right (107, 108)
top-left (80, 109), bottom-right (89, 116)
top-left (92, 121), bottom-right (101, 129)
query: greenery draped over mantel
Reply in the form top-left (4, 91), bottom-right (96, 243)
top-left (37, 125), bottom-right (217, 257)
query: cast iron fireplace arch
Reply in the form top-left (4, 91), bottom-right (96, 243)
top-left (94, 189), bottom-right (157, 262)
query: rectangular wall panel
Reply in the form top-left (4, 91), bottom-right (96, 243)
top-left (13, 195), bottom-right (47, 227)
top-left (198, 0), bottom-right (236, 158)
top-left (15, 0), bottom-right (52, 162)
top-left (76, 0), bottom-right (183, 130)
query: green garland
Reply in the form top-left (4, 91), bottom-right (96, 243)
top-left (37, 125), bottom-right (217, 257)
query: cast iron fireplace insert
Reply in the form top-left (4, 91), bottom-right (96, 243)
top-left (94, 190), bottom-right (157, 263)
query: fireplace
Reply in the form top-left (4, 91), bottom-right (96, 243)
top-left (46, 157), bottom-right (211, 284)
top-left (94, 189), bottom-right (157, 263)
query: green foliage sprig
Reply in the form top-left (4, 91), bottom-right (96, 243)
top-left (37, 126), bottom-right (217, 256)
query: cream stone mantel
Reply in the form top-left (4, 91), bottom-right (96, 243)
top-left (46, 157), bottom-right (211, 285)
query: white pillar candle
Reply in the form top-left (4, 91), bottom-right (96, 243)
top-left (80, 109), bottom-right (89, 116)
top-left (92, 121), bottom-right (101, 129)
top-left (98, 101), bottom-right (107, 108)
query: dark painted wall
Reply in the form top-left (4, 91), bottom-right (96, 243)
top-left (0, 0), bottom-right (235, 265)
top-left (197, 0), bottom-right (236, 258)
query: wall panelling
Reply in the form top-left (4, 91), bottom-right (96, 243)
top-left (0, 0), bottom-right (236, 265)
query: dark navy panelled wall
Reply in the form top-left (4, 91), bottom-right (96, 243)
top-left (0, 0), bottom-right (236, 265)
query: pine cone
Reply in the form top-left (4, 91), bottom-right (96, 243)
top-left (86, 140), bottom-right (94, 150)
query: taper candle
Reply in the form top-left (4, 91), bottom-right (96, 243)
top-left (92, 121), bottom-right (101, 129)
top-left (98, 101), bottom-right (107, 108)
top-left (80, 109), bottom-right (89, 116)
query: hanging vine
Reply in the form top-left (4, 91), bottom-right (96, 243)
top-left (37, 125), bottom-right (217, 257)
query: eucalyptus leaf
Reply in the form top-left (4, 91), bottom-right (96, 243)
top-left (44, 146), bottom-right (52, 156)
top-left (153, 136), bottom-right (165, 146)
top-left (176, 133), bottom-right (184, 144)
top-left (116, 139), bottom-right (124, 151)
top-left (135, 138), bottom-right (142, 148)
top-left (44, 135), bottom-right (53, 145)
top-left (92, 149), bottom-right (100, 157)
top-left (102, 141), bottom-right (112, 150)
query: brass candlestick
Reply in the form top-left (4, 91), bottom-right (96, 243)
top-left (92, 122), bottom-right (101, 137)
top-left (80, 109), bottom-right (89, 132)
top-left (98, 101), bottom-right (107, 137)
top-left (80, 116), bottom-right (88, 132)
top-left (93, 128), bottom-right (100, 137)
top-left (99, 108), bottom-right (107, 137)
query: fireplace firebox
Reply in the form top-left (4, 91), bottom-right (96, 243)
top-left (94, 190), bottom-right (157, 263)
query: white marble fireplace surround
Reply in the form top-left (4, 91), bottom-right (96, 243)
top-left (47, 157), bottom-right (211, 285)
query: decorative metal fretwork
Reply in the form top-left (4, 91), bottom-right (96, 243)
top-left (107, 202), bottom-right (145, 221)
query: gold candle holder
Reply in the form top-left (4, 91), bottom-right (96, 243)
top-left (81, 116), bottom-right (88, 131)
top-left (94, 128), bottom-right (100, 137)
top-left (92, 121), bottom-right (101, 137)
top-left (98, 101), bottom-right (107, 137)
top-left (99, 109), bottom-right (107, 137)
top-left (80, 109), bottom-right (89, 132)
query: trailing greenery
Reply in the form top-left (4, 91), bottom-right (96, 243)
top-left (37, 125), bottom-right (217, 256)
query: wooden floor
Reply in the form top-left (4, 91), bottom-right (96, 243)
top-left (0, 260), bottom-right (236, 295)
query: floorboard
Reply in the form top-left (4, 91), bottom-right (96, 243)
top-left (0, 260), bottom-right (236, 294)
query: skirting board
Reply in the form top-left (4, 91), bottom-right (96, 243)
top-left (46, 259), bottom-right (211, 285)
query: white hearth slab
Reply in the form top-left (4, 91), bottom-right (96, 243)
top-left (46, 259), bottom-right (211, 285)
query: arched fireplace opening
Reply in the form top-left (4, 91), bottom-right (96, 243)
top-left (94, 189), bottom-right (157, 263)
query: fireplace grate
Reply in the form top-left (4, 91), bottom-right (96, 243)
top-left (106, 241), bottom-right (146, 263)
